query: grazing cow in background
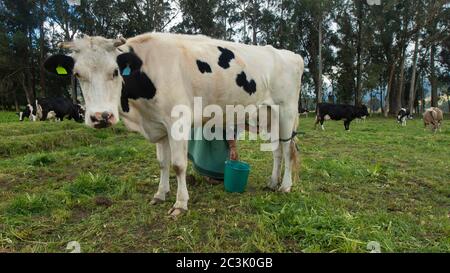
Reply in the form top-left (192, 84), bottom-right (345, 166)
top-left (298, 99), bottom-right (309, 117)
top-left (298, 107), bottom-right (310, 117)
top-left (397, 108), bottom-right (412, 126)
top-left (44, 33), bottom-right (304, 217)
top-left (36, 97), bottom-right (84, 122)
top-left (17, 104), bottom-right (37, 121)
top-left (423, 107), bottom-right (443, 132)
top-left (315, 103), bottom-right (369, 131)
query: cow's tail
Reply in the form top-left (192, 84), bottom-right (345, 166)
top-left (291, 55), bottom-right (304, 183)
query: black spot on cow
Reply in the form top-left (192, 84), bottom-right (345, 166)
top-left (120, 72), bottom-right (157, 113)
top-left (217, 46), bottom-right (235, 69)
top-left (117, 52), bottom-right (142, 75)
top-left (196, 60), bottom-right (212, 74)
top-left (117, 52), bottom-right (157, 112)
top-left (236, 71), bottom-right (256, 95)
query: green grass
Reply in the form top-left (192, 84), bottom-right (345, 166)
top-left (0, 113), bottom-right (449, 253)
top-left (0, 111), bottom-right (20, 123)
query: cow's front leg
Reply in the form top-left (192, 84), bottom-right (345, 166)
top-left (151, 137), bottom-right (171, 205)
top-left (320, 119), bottom-right (325, 130)
top-left (344, 119), bottom-right (351, 131)
top-left (314, 116), bottom-right (320, 129)
top-left (168, 138), bottom-right (189, 217)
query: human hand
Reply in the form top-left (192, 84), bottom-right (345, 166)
top-left (230, 148), bottom-right (239, 161)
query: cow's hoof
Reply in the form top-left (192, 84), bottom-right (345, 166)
top-left (150, 197), bottom-right (164, 205)
top-left (264, 185), bottom-right (277, 192)
top-left (278, 186), bottom-right (291, 193)
top-left (168, 207), bottom-right (186, 218)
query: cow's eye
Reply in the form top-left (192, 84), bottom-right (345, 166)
top-left (74, 72), bottom-right (80, 78)
top-left (113, 69), bottom-right (119, 78)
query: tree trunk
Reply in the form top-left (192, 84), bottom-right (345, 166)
top-left (20, 72), bottom-right (34, 105)
top-left (384, 63), bottom-right (396, 117)
top-left (355, 0), bottom-right (363, 106)
top-left (408, 34), bottom-right (419, 113)
top-left (39, 0), bottom-right (46, 98)
top-left (251, 14), bottom-right (257, 45)
top-left (390, 73), bottom-right (398, 113)
top-left (414, 69), bottom-right (420, 100)
top-left (447, 93), bottom-right (450, 113)
top-left (394, 48), bottom-right (406, 113)
top-left (380, 83), bottom-right (384, 114)
top-left (317, 11), bottom-right (323, 104)
top-left (13, 87), bottom-right (19, 112)
top-left (421, 73), bottom-right (425, 112)
top-left (28, 30), bottom-right (36, 101)
top-left (430, 44), bottom-right (438, 107)
top-left (0, 84), bottom-right (4, 110)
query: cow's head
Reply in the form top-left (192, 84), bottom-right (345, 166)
top-left (72, 103), bottom-right (85, 123)
top-left (397, 109), bottom-right (404, 122)
top-left (19, 104), bottom-right (34, 121)
top-left (43, 36), bottom-right (134, 129)
top-left (356, 105), bottom-right (369, 118)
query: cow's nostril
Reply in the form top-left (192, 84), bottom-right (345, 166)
top-left (101, 112), bottom-right (111, 121)
top-left (90, 115), bottom-right (99, 123)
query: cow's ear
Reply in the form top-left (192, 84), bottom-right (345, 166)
top-left (117, 53), bottom-right (143, 76)
top-left (44, 54), bottom-right (74, 76)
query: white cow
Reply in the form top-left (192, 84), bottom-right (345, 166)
top-left (44, 33), bottom-right (304, 217)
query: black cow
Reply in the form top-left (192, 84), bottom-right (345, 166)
top-left (315, 103), bottom-right (369, 131)
top-left (17, 104), bottom-right (37, 121)
top-left (36, 97), bottom-right (84, 122)
top-left (397, 108), bottom-right (412, 126)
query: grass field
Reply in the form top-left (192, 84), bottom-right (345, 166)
top-left (0, 111), bottom-right (449, 253)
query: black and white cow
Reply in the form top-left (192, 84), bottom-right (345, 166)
top-left (36, 97), bottom-right (84, 122)
top-left (44, 33), bottom-right (304, 217)
top-left (17, 104), bottom-right (37, 121)
top-left (298, 107), bottom-right (310, 117)
top-left (397, 108), bottom-right (412, 126)
top-left (315, 103), bottom-right (369, 131)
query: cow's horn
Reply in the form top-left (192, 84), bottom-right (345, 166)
top-left (58, 41), bottom-right (74, 49)
top-left (113, 37), bottom-right (127, 47)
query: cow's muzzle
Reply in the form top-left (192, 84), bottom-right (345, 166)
top-left (90, 111), bottom-right (115, 128)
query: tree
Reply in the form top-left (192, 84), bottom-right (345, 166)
top-left (173, 0), bottom-right (225, 37)
top-left (292, 0), bottom-right (335, 105)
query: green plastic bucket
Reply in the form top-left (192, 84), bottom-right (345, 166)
top-left (224, 160), bottom-right (250, 193)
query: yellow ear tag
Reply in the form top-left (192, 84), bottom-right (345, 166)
top-left (56, 66), bottom-right (68, 75)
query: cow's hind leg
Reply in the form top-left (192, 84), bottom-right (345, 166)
top-left (168, 138), bottom-right (189, 217)
top-left (320, 118), bottom-right (325, 130)
top-left (314, 115), bottom-right (324, 130)
top-left (151, 137), bottom-right (171, 205)
top-left (278, 108), bottom-right (297, 193)
top-left (267, 144), bottom-right (282, 190)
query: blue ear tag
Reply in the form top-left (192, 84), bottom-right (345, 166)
top-left (122, 65), bottom-right (131, 76)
